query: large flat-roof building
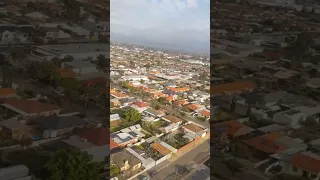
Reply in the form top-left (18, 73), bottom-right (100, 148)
top-left (30, 43), bottom-right (109, 61)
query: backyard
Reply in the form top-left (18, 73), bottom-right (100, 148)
top-left (141, 121), bottom-right (168, 136)
top-left (132, 142), bottom-right (163, 161)
top-left (161, 133), bottom-right (190, 149)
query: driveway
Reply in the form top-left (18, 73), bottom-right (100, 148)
top-left (133, 140), bottom-right (210, 180)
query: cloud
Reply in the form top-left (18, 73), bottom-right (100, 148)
top-left (110, 0), bottom-right (209, 53)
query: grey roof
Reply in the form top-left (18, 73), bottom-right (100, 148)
top-left (0, 119), bottom-right (27, 130)
top-left (33, 115), bottom-right (88, 129)
top-left (0, 165), bottom-right (29, 180)
top-left (64, 61), bottom-right (96, 68)
top-left (257, 124), bottom-right (287, 133)
top-left (111, 149), bottom-right (141, 167)
top-left (63, 136), bottom-right (96, 149)
top-left (85, 145), bottom-right (109, 162)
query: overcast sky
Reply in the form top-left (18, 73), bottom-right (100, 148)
top-left (110, 0), bottom-right (210, 54)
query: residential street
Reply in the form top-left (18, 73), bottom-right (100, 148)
top-left (133, 140), bottom-right (210, 180)
top-left (211, 155), bottom-right (271, 180)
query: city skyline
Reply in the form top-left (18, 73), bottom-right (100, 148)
top-left (110, 0), bottom-right (210, 54)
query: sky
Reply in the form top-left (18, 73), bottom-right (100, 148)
top-left (110, 0), bottom-right (210, 54)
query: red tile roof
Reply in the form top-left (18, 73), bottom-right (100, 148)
top-left (162, 115), bottom-right (183, 123)
top-left (0, 88), bottom-right (16, 96)
top-left (133, 102), bottom-right (149, 108)
top-left (244, 132), bottom-right (287, 154)
top-left (211, 81), bottom-right (255, 95)
top-left (2, 98), bottom-right (60, 114)
top-left (78, 127), bottom-right (109, 146)
top-left (291, 152), bottom-right (320, 174)
top-left (152, 141), bottom-right (171, 155)
top-left (186, 104), bottom-right (199, 111)
top-left (110, 139), bottom-right (119, 149)
top-left (213, 120), bottom-right (243, 137)
top-left (201, 109), bottom-right (210, 117)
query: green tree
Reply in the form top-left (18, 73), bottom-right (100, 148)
top-left (110, 164), bottom-right (119, 177)
top-left (154, 104), bottom-right (161, 110)
top-left (45, 149), bottom-right (101, 180)
top-left (97, 55), bottom-right (108, 71)
top-left (60, 79), bottom-right (83, 100)
top-left (124, 108), bottom-right (142, 123)
top-left (158, 97), bottom-right (168, 105)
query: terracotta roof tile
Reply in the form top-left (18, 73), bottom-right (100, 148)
top-left (211, 81), bottom-right (255, 95)
top-left (244, 132), bottom-right (287, 154)
top-left (201, 109), bottom-right (210, 117)
top-left (0, 88), bottom-right (16, 96)
top-left (78, 127), bottom-right (109, 146)
top-left (291, 152), bottom-right (320, 174)
top-left (162, 115), bottom-right (183, 123)
top-left (110, 139), bottom-right (119, 149)
top-left (186, 104), bottom-right (199, 111)
top-left (133, 102), bottom-right (149, 108)
top-left (152, 141), bottom-right (171, 155)
top-left (2, 98), bottom-right (60, 114)
top-left (183, 123), bottom-right (205, 133)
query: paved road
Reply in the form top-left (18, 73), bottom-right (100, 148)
top-left (134, 140), bottom-right (210, 180)
top-left (211, 155), bottom-right (271, 180)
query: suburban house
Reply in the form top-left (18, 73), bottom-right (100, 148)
top-left (284, 151), bottom-right (320, 179)
top-left (0, 98), bottom-right (61, 117)
top-left (110, 92), bottom-right (129, 99)
top-left (161, 115), bottom-right (183, 125)
top-left (142, 108), bottom-right (165, 122)
top-left (61, 61), bottom-right (99, 75)
top-left (130, 102), bottom-right (149, 113)
top-left (182, 122), bottom-right (208, 138)
top-left (243, 132), bottom-right (307, 162)
top-left (160, 115), bottom-right (183, 133)
top-left (111, 150), bottom-right (142, 172)
top-left (29, 115), bottom-right (88, 138)
top-left (63, 127), bottom-right (110, 161)
top-left (212, 120), bottom-right (255, 139)
top-left (0, 119), bottom-right (28, 139)
top-left (211, 81), bottom-right (255, 97)
top-left (111, 125), bottom-right (145, 147)
top-left (0, 88), bottom-right (18, 98)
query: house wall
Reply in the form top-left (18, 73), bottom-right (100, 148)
top-left (286, 163), bottom-right (320, 180)
top-left (32, 110), bottom-right (61, 117)
top-left (156, 153), bottom-right (172, 165)
top-left (176, 132), bottom-right (210, 156)
top-left (72, 67), bottom-right (98, 75)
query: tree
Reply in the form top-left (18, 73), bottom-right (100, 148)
top-left (110, 164), bottom-right (119, 177)
top-left (97, 55), bottom-right (108, 71)
top-left (19, 136), bottom-right (33, 149)
top-left (60, 79), bottom-right (83, 100)
top-left (154, 104), bottom-right (161, 110)
top-left (158, 97), bottom-right (168, 105)
top-left (124, 108), bottom-right (142, 123)
top-left (140, 79), bottom-right (145, 84)
top-left (45, 148), bottom-right (102, 180)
